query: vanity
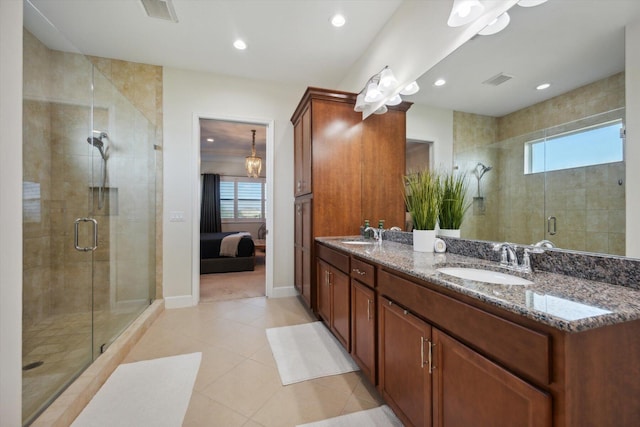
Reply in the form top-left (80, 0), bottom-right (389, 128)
top-left (315, 236), bottom-right (640, 427)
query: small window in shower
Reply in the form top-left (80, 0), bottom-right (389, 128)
top-left (524, 119), bottom-right (624, 174)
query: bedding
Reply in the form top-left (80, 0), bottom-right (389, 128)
top-left (200, 231), bottom-right (255, 274)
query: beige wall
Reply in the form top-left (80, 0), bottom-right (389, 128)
top-left (455, 73), bottom-right (626, 254)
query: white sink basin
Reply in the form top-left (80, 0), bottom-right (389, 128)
top-left (342, 240), bottom-right (374, 245)
top-left (437, 267), bottom-right (533, 286)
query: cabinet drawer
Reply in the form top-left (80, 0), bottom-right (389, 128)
top-left (378, 269), bottom-right (551, 386)
top-left (316, 244), bottom-right (349, 273)
top-left (350, 257), bottom-right (375, 288)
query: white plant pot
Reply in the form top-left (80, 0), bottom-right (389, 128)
top-left (413, 229), bottom-right (436, 252)
top-left (439, 229), bottom-right (461, 238)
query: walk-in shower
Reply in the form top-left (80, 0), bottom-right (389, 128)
top-left (22, 5), bottom-right (158, 424)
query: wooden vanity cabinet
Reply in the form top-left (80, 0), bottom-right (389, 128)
top-left (379, 294), bottom-right (551, 427)
top-left (350, 257), bottom-right (377, 384)
top-left (291, 87), bottom-right (410, 312)
top-left (316, 245), bottom-right (350, 350)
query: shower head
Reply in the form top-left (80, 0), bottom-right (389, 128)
top-left (473, 162), bottom-right (493, 180)
top-left (87, 136), bottom-right (107, 160)
top-left (87, 137), bottom-right (104, 149)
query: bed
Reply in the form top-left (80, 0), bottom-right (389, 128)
top-left (200, 231), bottom-right (255, 274)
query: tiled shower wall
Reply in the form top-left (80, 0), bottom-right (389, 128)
top-left (455, 73), bottom-right (625, 255)
top-left (22, 29), bottom-right (163, 326)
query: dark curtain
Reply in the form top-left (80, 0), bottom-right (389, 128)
top-left (201, 174), bottom-right (222, 233)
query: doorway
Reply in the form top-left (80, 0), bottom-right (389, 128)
top-left (193, 116), bottom-right (274, 303)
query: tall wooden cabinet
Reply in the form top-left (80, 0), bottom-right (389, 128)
top-left (291, 87), bottom-right (410, 311)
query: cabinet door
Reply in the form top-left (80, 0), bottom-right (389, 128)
top-left (295, 198), bottom-right (312, 307)
top-left (379, 297), bottom-right (432, 427)
top-left (331, 266), bottom-right (350, 351)
top-left (351, 280), bottom-right (376, 384)
top-left (294, 106), bottom-right (312, 197)
top-left (316, 259), bottom-right (331, 326)
top-left (432, 329), bottom-right (551, 427)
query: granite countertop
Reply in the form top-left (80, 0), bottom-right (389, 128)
top-left (317, 236), bottom-right (640, 333)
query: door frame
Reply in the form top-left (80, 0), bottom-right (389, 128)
top-left (191, 113), bottom-right (275, 304)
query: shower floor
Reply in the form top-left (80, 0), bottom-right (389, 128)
top-left (22, 306), bottom-right (148, 424)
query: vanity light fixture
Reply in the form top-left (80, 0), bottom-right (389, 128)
top-left (233, 39), bottom-right (247, 50)
top-left (478, 12), bottom-right (510, 35)
top-left (206, 138), bottom-right (214, 142)
top-left (353, 66), bottom-right (420, 115)
top-left (536, 83), bottom-right (551, 90)
top-left (245, 129), bottom-right (262, 178)
top-left (434, 79), bottom-right (447, 87)
top-left (331, 14), bottom-right (346, 27)
top-left (447, 0), bottom-right (485, 27)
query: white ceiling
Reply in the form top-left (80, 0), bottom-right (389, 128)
top-left (24, 0), bottom-right (640, 157)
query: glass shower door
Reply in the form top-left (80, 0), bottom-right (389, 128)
top-left (22, 37), bottom-right (96, 423)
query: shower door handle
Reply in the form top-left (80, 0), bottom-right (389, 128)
top-left (74, 218), bottom-right (98, 252)
top-left (547, 216), bottom-right (557, 236)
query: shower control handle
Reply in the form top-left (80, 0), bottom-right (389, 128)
top-left (74, 218), bottom-right (98, 252)
top-left (547, 216), bottom-right (557, 236)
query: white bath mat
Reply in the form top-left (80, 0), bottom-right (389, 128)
top-left (71, 352), bottom-right (201, 427)
top-left (266, 321), bottom-right (359, 385)
top-left (297, 405), bottom-right (403, 427)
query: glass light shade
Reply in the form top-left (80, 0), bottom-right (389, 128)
top-left (245, 155), bottom-right (262, 178)
top-left (385, 94), bottom-right (402, 106)
top-left (447, 0), bottom-right (485, 27)
top-left (400, 81), bottom-right (420, 96)
top-left (517, 0), bottom-right (548, 7)
top-left (354, 93), bottom-right (366, 112)
top-left (379, 68), bottom-right (398, 89)
top-left (478, 12), bottom-right (510, 36)
top-left (364, 82), bottom-right (383, 102)
top-left (373, 105), bottom-right (388, 115)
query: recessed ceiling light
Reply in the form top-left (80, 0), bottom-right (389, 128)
top-left (331, 14), bottom-right (346, 27)
top-left (206, 138), bottom-right (214, 142)
top-left (536, 83), bottom-right (551, 90)
top-left (434, 79), bottom-right (446, 87)
top-left (233, 39), bottom-right (247, 50)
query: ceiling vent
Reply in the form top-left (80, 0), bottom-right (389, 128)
top-left (482, 73), bottom-right (514, 86)
top-left (140, 0), bottom-right (179, 23)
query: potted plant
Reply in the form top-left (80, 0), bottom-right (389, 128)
top-left (403, 169), bottom-right (442, 252)
top-left (438, 170), bottom-right (470, 238)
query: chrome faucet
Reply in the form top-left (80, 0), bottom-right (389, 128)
top-left (364, 226), bottom-right (381, 243)
top-left (493, 242), bottom-right (544, 274)
top-left (492, 242), bottom-right (518, 268)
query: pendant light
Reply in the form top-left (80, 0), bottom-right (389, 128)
top-left (245, 129), bottom-right (262, 178)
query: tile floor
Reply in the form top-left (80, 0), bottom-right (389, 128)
top-left (122, 296), bottom-right (385, 427)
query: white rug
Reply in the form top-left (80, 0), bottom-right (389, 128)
top-left (71, 352), bottom-right (202, 427)
top-left (266, 321), bottom-right (359, 385)
top-left (297, 405), bottom-right (404, 427)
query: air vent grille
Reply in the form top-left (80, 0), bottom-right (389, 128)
top-left (140, 0), bottom-right (178, 23)
top-left (482, 73), bottom-right (514, 86)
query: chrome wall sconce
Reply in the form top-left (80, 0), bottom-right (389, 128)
top-left (354, 66), bottom-right (419, 116)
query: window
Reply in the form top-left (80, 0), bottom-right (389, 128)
top-left (220, 177), bottom-right (266, 221)
top-left (524, 119), bottom-right (624, 174)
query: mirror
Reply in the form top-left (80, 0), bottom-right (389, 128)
top-left (406, 0), bottom-right (640, 257)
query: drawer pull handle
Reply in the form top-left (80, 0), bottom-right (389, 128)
top-left (420, 336), bottom-right (425, 368)
top-left (352, 268), bottom-right (366, 276)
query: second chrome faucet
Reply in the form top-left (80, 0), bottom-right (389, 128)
top-left (492, 242), bottom-right (544, 274)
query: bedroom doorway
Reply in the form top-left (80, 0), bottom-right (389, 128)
top-left (196, 117), bottom-right (272, 302)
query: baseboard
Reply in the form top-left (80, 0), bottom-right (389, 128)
top-left (268, 285), bottom-right (299, 299)
top-left (164, 294), bottom-right (196, 309)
